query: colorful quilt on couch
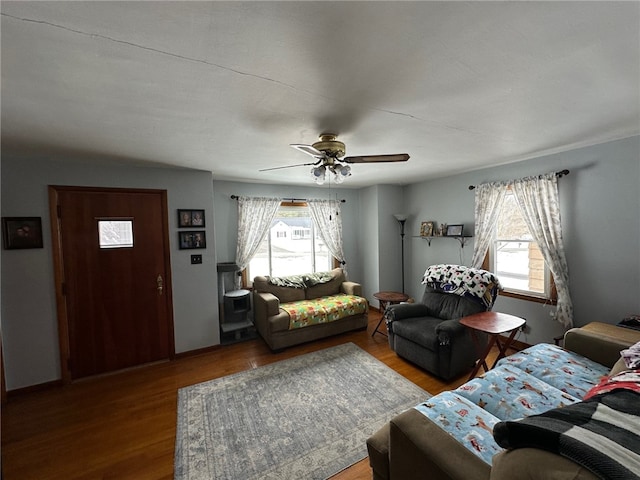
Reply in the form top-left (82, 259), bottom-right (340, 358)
top-left (281, 294), bottom-right (368, 330)
top-left (413, 343), bottom-right (611, 465)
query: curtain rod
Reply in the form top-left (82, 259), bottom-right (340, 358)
top-left (230, 195), bottom-right (345, 203)
top-left (468, 169), bottom-right (570, 190)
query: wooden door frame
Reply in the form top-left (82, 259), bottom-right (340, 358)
top-left (48, 186), bottom-right (175, 384)
top-left (1, 333), bottom-right (6, 404)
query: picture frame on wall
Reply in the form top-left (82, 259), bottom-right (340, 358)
top-left (178, 209), bottom-right (205, 228)
top-left (2, 217), bottom-right (44, 250)
top-left (179, 230), bottom-right (206, 249)
top-left (446, 224), bottom-right (464, 237)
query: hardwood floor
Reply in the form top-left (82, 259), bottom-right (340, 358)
top-left (1, 310), bottom-right (493, 480)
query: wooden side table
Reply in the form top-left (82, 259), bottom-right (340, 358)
top-left (372, 291), bottom-right (409, 337)
top-left (460, 311), bottom-right (526, 380)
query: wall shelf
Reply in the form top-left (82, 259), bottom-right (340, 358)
top-left (412, 235), bottom-right (472, 248)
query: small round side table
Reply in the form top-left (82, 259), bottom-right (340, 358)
top-left (372, 291), bottom-right (409, 337)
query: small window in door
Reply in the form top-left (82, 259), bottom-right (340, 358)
top-left (98, 220), bottom-right (134, 249)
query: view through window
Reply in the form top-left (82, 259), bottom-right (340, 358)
top-left (491, 191), bottom-right (551, 298)
top-left (98, 219), bottom-right (134, 249)
top-left (248, 204), bottom-right (332, 278)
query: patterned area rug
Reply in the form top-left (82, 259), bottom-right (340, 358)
top-left (174, 342), bottom-right (430, 479)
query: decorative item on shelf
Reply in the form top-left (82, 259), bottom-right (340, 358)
top-left (415, 223), bottom-right (471, 247)
top-left (446, 224), bottom-right (464, 237)
top-left (420, 221), bottom-right (435, 237)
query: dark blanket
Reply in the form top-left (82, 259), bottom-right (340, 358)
top-left (493, 390), bottom-right (640, 479)
top-left (268, 271), bottom-right (334, 288)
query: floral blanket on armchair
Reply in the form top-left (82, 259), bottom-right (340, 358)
top-left (422, 264), bottom-right (502, 309)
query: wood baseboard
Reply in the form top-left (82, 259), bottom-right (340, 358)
top-left (509, 338), bottom-right (531, 352)
top-left (7, 378), bottom-right (64, 398)
top-left (6, 345), bottom-right (227, 399)
top-left (174, 344), bottom-right (223, 359)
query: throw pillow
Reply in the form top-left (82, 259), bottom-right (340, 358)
top-left (609, 356), bottom-right (629, 377)
top-left (620, 340), bottom-right (640, 369)
top-left (583, 369), bottom-right (640, 400)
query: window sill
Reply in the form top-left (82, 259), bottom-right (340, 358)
top-left (500, 290), bottom-right (557, 305)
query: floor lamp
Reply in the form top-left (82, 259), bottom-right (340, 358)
top-left (393, 214), bottom-right (408, 293)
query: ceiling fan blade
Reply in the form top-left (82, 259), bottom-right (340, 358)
top-left (342, 153), bottom-right (410, 164)
top-left (290, 144), bottom-right (326, 159)
top-left (259, 161), bottom-right (318, 172)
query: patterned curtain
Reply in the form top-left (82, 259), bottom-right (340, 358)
top-left (307, 199), bottom-right (347, 277)
top-left (511, 173), bottom-right (573, 329)
top-left (471, 181), bottom-right (507, 268)
top-left (235, 196), bottom-right (281, 287)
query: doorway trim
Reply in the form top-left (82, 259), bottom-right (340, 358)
top-left (48, 186), bottom-right (175, 384)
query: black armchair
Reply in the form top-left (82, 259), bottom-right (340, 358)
top-left (386, 265), bottom-right (501, 380)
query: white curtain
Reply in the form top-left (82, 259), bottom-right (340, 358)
top-left (235, 196), bottom-right (281, 287)
top-left (307, 199), bottom-right (347, 277)
top-left (471, 181), bottom-right (507, 268)
top-left (511, 173), bottom-right (573, 329)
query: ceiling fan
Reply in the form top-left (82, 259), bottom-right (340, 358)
top-left (259, 133), bottom-right (409, 184)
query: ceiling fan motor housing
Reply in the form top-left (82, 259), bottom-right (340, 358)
top-left (312, 134), bottom-right (345, 158)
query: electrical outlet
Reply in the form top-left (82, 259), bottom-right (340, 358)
top-left (191, 254), bottom-right (202, 264)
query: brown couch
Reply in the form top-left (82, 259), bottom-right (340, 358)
top-left (252, 268), bottom-right (368, 351)
top-left (367, 322), bottom-right (640, 480)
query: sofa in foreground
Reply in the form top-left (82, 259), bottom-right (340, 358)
top-left (367, 322), bottom-right (640, 480)
top-left (253, 268), bottom-right (368, 351)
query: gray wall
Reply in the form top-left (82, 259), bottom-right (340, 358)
top-left (2, 135), bottom-right (638, 390)
top-left (358, 186), bottom-right (381, 301)
top-left (376, 185), bottom-right (406, 293)
top-left (1, 157), bottom-right (219, 390)
top-left (357, 185), bottom-right (406, 303)
top-left (400, 136), bottom-right (640, 344)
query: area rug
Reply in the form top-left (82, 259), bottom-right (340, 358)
top-left (174, 342), bottom-right (430, 480)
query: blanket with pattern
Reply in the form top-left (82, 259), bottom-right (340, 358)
top-left (268, 271), bottom-right (335, 288)
top-left (422, 264), bottom-right (501, 309)
top-left (493, 389), bottom-right (640, 480)
top-left (281, 294), bottom-right (367, 330)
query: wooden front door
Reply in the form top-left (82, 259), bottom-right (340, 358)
top-left (50, 187), bottom-right (174, 381)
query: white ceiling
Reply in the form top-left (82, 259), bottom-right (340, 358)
top-left (2, 1), bottom-right (639, 187)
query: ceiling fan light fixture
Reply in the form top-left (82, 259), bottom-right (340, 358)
top-left (334, 164), bottom-right (351, 184)
top-left (283, 133), bottom-right (409, 184)
top-left (311, 165), bottom-right (326, 184)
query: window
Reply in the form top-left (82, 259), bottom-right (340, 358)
top-left (247, 203), bottom-right (333, 279)
top-left (488, 191), bottom-right (555, 302)
top-left (292, 228), bottom-right (311, 239)
top-left (98, 220), bottom-right (134, 249)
